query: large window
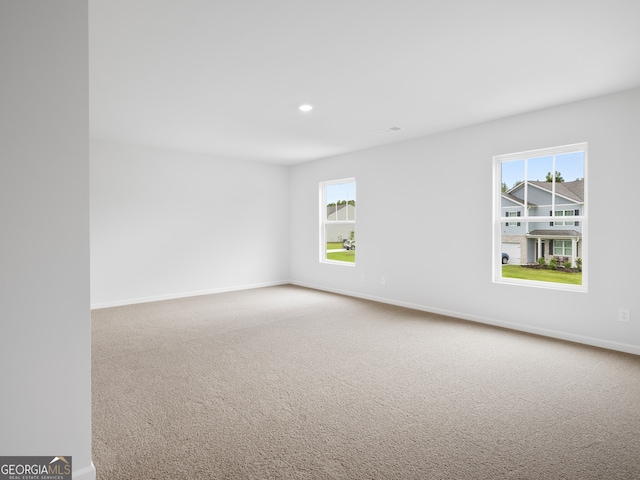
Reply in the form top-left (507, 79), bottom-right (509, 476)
top-left (494, 143), bottom-right (587, 291)
top-left (320, 178), bottom-right (356, 265)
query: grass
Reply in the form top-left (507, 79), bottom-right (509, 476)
top-left (325, 241), bottom-right (355, 263)
top-left (502, 265), bottom-right (582, 285)
top-left (326, 251), bottom-right (355, 262)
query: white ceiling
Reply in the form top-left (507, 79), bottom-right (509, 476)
top-left (89, 0), bottom-right (640, 165)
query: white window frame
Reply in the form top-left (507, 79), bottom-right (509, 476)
top-left (553, 240), bottom-right (573, 257)
top-left (319, 178), bottom-right (356, 266)
top-left (493, 143), bottom-right (588, 292)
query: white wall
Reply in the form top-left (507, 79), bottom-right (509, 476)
top-left (90, 140), bottom-right (290, 307)
top-left (290, 88), bottom-right (640, 355)
top-left (0, 2), bottom-right (94, 479)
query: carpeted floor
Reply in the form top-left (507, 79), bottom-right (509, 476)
top-left (92, 285), bottom-right (640, 479)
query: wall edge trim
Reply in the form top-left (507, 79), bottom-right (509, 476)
top-left (291, 280), bottom-right (640, 356)
top-left (73, 462), bottom-right (96, 480)
top-left (90, 280), bottom-right (290, 310)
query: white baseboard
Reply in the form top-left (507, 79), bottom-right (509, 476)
top-left (90, 279), bottom-right (639, 355)
top-left (73, 462), bottom-right (96, 480)
top-left (291, 280), bottom-right (640, 356)
top-left (91, 280), bottom-right (290, 310)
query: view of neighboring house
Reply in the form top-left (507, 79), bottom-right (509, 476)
top-left (501, 179), bottom-right (584, 266)
top-left (326, 203), bottom-right (356, 243)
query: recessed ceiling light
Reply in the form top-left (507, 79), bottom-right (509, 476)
top-left (370, 126), bottom-right (403, 136)
top-left (299, 104), bottom-right (313, 112)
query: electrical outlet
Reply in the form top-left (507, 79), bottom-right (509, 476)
top-left (380, 276), bottom-right (386, 285)
top-left (618, 308), bottom-right (630, 322)
top-left (360, 274), bottom-right (365, 282)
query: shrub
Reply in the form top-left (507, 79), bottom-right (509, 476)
top-left (537, 257), bottom-right (547, 267)
top-left (576, 257), bottom-right (582, 272)
top-left (564, 261), bottom-right (572, 269)
top-left (549, 258), bottom-right (558, 270)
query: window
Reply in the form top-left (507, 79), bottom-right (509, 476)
top-left (507, 211), bottom-right (520, 227)
top-left (554, 240), bottom-right (573, 256)
top-left (552, 209), bottom-right (577, 226)
top-left (320, 178), bottom-right (356, 265)
top-left (494, 143), bottom-right (587, 291)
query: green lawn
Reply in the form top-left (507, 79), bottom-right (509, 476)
top-left (502, 265), bottom-right (582, 285)
top-left (326, 242), bottom-right (355, 262)
top-left (326, 251), bottom-right (355, 262)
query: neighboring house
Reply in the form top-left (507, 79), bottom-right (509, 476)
top-left (327, 203), bottom-right (355, 221)
top-left (501, 180), bottom-right (583, 266)
top-left (326, 204), bottom-right (356, 242)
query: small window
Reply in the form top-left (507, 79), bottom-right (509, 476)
top-left (320, 178), bottom-right (356, 265)
top-left (553, 210), bottom-right (575, 226)
top-left (494, 143), bottom-right (587, 291)
top-left (507, 211), bottom-right (520, 227)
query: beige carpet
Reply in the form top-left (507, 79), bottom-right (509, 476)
top-left (92, 285), bottom-right (640, 479)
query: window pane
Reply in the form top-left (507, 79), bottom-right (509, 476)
top-left (556, 152), bottom-right (584, 182)
top-left (326, 181), bottom-right (356, 222)
top-left (501, 159), bottom-right (524, 226)
top-left (554, 242), bottom-right (562, 255)
top-left (527, 155), bottom-right (554, 182)
top-left (501, 159), bottom-right (524, 193)
top-left (325, 225), bottom-right (356, 262)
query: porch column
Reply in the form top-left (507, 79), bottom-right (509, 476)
top-left (537, 238), bottom-right (542, 262)
top-left (571, 237), bottom-right (578, 267)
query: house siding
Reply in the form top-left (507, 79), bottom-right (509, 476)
top-left (326, 224), bottom-right (355, 243)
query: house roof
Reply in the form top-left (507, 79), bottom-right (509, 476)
top-left (528, 229), bottom-right (581, 238)
top-left (327, 204), bottom-right (350, 212)
top-left (501, 191), bottom-right (534, 207)
top-left (327, 204), bottom-right (355, 220)
top-left (528, 179), bottom-right (584, 203)
top-left (506, 179), bottom-right (584, 205)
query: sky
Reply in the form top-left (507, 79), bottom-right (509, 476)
top-left (326, 181), bottom-right (356, 204)
top-left (501, 151), bottom-right (584, 191)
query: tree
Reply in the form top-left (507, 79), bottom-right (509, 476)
top-left (328, 199), bottom-right (355, 207)
top-left (545, 171), bottom-right (564, 182)
top-left (502, 180), bottom-right (523, 192)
